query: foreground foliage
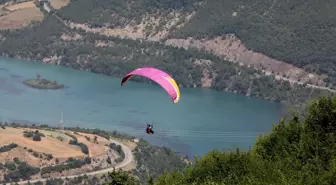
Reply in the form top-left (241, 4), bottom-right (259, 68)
top-left (153, 96), bottom-right (336, 185)
top-left (103, 169), bottom-right (140, 185)
top-left (132, 140), bottom-right (188, 184)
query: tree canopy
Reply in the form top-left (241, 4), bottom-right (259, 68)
top-left (173, 0), bottom-right (336, 86)
top-left (153, 96), bottom-right (336, 185)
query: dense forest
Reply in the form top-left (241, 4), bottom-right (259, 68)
top-left (0, 15), bottom-right (333, 107)
top-left (52, 0), bottom-right (336, 86)
top-left (57, 0), bottom-right (201, 28)
top-left (172, 0), bottom-right (336, 86)
top-left (132, 140), bottom-right (188, 184)
top-left (99, 96), bottom-right (336, 185)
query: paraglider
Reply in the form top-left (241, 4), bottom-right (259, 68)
top-left (121, 67), bottom-right (180, 135)
top-left (146, 124), bottom-right (154, 134)
top-left (121, 67), bottom-right (181, 104)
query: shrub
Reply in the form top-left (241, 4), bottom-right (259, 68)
top-left (46, 154), bottom-right (53, 160)
top-left (0, 143), bottom-right (18, 152)
top-left (33, 152), bottom-right (39, 157)
top-left (23, 131), bottom-right (34, 138)
top-left (106, 157), bottom-right (111, 164)
top-left (32, 134), bottom-right (41, 141)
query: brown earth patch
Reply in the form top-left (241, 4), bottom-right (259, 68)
top-left (50, 0), bottom-right (70, 9)
top-left (0, 147), bottom-right (42, 167)
top-left (69, 131), bottom-right (109, 157)
top-left (194, 59), bottom-right (216, 88)
top-left (4, 1), bottom-right (35, 11)
top-left (0, 128), bottom-right (84, 158)
top-left (0, 2), bottom-right (43, 30)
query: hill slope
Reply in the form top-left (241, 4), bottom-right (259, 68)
top-left (171, 0), bottom-right (336, 86)
top-left (153, 96), bottom-right (336, 185)
top-left (0, 0), bottom-right (335, 106)
top-left (0, 16), bottom-right (333, 106)
top-left (56, 0), bottom-right (201, 40)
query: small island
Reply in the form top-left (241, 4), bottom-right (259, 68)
top-left (23, 74), bottom-right (64, 90)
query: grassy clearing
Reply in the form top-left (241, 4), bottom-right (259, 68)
top-left (0, 4), bottom-right (43, 30)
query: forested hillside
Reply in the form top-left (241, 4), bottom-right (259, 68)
top-left (101, 96), bottom-right (336, 185)
top-left (54, 0), bottom-right (336, 87)
top-left (0, 0), bottom-right (335, 107)
top-left (57, 0), bottom-right (201, 27)
top-left (0, 16), bottom-right (333, 106)
top-left (172, 0), bottom-right (336, 86)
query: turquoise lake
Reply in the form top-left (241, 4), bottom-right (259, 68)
top-left (0, 57), bottom-right (284, 157)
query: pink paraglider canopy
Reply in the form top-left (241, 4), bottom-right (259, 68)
top-left (121, 67), bottom-right (181, 104)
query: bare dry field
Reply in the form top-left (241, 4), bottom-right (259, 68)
top-left (111, 137), bottom-right (138, 151)
top-left (0, 127), bottom-right (131, 182)
top-left (0, 128), bottom-right (84, 158)
top-left (50, 0), bottom-right (70, 9)
top-left (43, 129), bottom-right (74, 143)
top-left (69, 131), bottom-right (110, 157)
top-left (78, 132), bottom-right (110, 145)
top-left (0, 1), bottom-right (43, 30)
top-left (0, 6), bottom-right (8, 15)
top-left (0, 147), bottom-right (43, 167)
top-left (4, 1), bottom-right (36, 11)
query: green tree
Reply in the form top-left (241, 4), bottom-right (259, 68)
top-left (32, 134), bottom-right (41, 141)
top-left (103, 168), bottom-right (140, 185)
top-left (147, 177), bottom-right (154, 185)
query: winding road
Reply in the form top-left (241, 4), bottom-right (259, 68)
top-left (11, 139), bottom-right (134, 185)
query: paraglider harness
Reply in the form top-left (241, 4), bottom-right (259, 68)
top-left (146, 124), bottom-right (154, 134)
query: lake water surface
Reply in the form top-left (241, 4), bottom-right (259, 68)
top-left (0, 57), bottom-right (284, 157)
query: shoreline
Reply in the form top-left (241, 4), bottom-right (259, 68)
top-left (0, 55), bottom-right (314, 106)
